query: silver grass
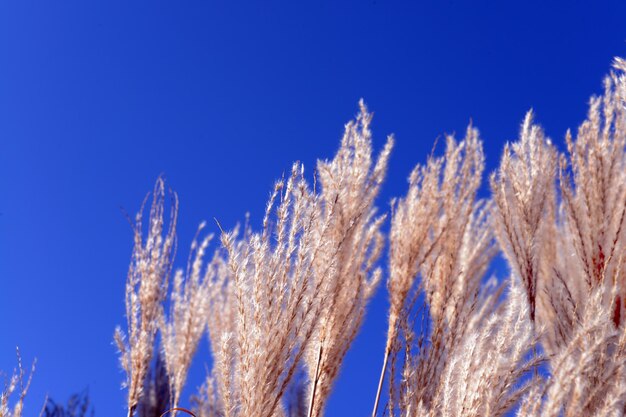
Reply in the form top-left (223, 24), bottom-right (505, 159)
top-left (517, 288), bottom-right (626, 417)
top-left (69, 54), bottom-right (626, 417)
top-left (204, 103), bottom-right (392, 417)
top-left (490, 111), bottom-right (558, 324)
top-left (381, 130), bottom-right (541, 417)
top-left (115, 177), bottom-right (178, 417)
top-left (160, 223), bottom-right (214, 411)
top-left (303, 101), bottom-right (393, 417)
top-left (212, 164), bottom-right (321, 417)
top-left (504, 57), bottom-right (626, 415)
top-left (3, 52), bottom-right (625, 417)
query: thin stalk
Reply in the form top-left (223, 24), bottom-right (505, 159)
top-left (307, 342), bottom-right (324, 417)
top-left (372, 345), bottom-right (391, 417)
top-left (37, 395), bottom-right (49, 417)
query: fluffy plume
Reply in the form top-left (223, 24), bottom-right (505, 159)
top-left (303, 101), bottom-right (393, 417)
top-left (493, 56), bottom-right (626, 359)
top-left (517, 288), bottom-right (626, 417)
top-left (115, 177), bottom-right (178, 417)
top-left (373, 128), bottom-right (485, 415)
top-left (557, 60), bottom-right (626, 325)
top-left (490, 111), bottom-right (558, 324)
top-left (430, 278), bottom-right (539, 417)
top-left (197, 103), bottom-right (392, 417)
top-left (379, 129), bottom-right (539, 417)
top-left (213, 163), bottom-right (320, 417)
top-left (502, 56), bottom-right (626, 414)
top-left (160, 223), bottom-right (213, 410)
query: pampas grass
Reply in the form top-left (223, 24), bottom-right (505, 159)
top-left (104, 56), bottom-right (626, 417)
top-left (2, 57), bottom-right (625, 417)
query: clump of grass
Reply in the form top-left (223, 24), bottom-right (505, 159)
top-left (114, 56), bottom-right (626, 417)
top-left (2, 56), bottom-right (624, 417)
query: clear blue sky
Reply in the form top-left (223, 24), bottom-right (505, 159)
top-left (1, 1), bottom-right (625, 416)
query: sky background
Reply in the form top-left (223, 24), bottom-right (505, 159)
top-left (1, 1), bottom-right (626, 416)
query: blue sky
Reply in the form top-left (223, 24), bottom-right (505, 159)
top-left (1, 1), bottom-right (626, 416)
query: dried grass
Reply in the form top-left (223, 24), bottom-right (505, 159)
top-left (2, 56), bottom-right (625, 417)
